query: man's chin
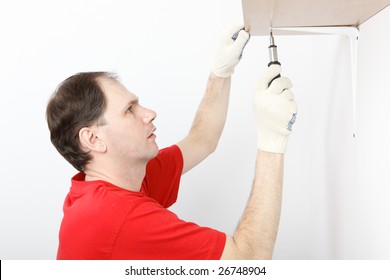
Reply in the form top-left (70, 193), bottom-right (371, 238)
top-left (150, 143), bottom-right (159, 158)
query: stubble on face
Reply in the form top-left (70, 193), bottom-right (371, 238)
top-left (97, 78), bottom-right (159, 165)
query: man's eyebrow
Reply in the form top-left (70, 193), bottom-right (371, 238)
top-left (130, 97), bottom-right (139, 104)
top-left (123, 97), bottom-right (139, 110)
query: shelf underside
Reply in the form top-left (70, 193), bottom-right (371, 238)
top-left (242, 0), bottom-right (390, 35)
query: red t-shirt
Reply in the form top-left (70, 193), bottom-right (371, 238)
top-left (56, 145), bottom-right (226, 259)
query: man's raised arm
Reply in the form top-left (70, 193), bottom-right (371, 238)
top-left (177, 24), bottom-right (250, 174)
top-left (221, 65), bottom-right (298, 259)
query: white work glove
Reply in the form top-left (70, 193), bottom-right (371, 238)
top-left (254, 65), bottom-right (297, 153)
top-left (212, 23), bottom-right (250, 78)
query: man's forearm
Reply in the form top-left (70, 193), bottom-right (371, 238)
top-left (220, 62), bottom-right (295, 260)
top-left (177, 24), bottom-right (249, 174)
top-left (177, 73), bottom-right (231, 173)
top-left (189, 73), bottom-right (231, 152)
top-left (222, 151), bottom-right (284, 259)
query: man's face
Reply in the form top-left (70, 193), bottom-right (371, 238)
top-left (97, 77), bottom-right (158, 165)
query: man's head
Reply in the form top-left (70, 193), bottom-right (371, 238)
top-left (46, 72), bottom-right (158, 172)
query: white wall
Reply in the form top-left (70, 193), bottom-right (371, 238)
top-left (0, 0), bottom-right (389, 260)
top-left (354, 8), bottom-right (390, 259)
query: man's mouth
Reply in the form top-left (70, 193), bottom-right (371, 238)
top-left (148, 127), bottom-right (156, 138)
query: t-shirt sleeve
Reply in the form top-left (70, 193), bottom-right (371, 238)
top-left (143, 145), bottom-right (184, 208)
top-left (111, 199), bottom-right (226, 260)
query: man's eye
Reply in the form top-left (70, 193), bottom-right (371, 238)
top-left (127, 106), bottom-right (133, 113)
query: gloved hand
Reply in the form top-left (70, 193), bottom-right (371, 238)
top-left (212, 23), bottom-right (250, 78)
top-left (254, 65), bottom-right (297, 153)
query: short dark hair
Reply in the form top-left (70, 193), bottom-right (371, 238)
top-left (46, 72), bottom-right (117, 171)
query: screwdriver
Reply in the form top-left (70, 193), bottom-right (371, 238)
top-left (268, 30), bottom-right (281, 87)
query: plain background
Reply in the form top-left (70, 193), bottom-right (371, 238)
top-left (1, 0), bottom-right (389, 259)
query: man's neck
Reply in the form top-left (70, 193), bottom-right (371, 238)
top-left (84, 164), bottom-right (147, 192)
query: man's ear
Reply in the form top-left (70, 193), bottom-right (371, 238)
top-left (79, 127), bottom-right (107, 153)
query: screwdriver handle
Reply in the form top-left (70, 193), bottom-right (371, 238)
top-left (268, 31), bottom-right (281, 87)
top-left (268, 61), bottom-right (281, 87)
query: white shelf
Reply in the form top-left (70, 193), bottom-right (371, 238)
top-left (242, 0), bottom-right (390, 35)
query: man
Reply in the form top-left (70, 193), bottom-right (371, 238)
top-left (46, 24), bottom-right (297, 259)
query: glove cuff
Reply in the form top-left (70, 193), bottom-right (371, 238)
top-left (211, 63), bottom-right (234, 78)
top-left (257, 133), bottom-right (289, 154)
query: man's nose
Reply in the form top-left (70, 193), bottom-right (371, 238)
top-left (143, 108), bottom-right (157, 123)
